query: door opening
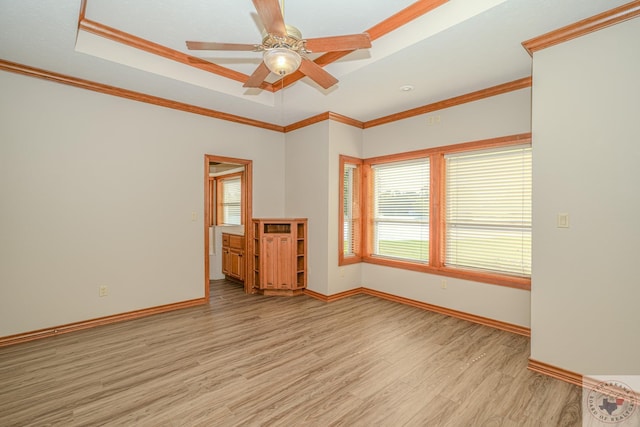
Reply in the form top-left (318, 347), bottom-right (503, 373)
top-left (204, 155), bottom-right (253, 299)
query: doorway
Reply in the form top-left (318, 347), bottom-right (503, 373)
top-left (204, 155), bottom-right (253, 300)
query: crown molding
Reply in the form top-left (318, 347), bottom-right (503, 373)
top-left (0, 58), bottom-right (532, 133)
top-left (522, 0), bottom-right (640, 55)
top-left (0, 59), bottom-right (284, 132)
top-left (363, 77), bottom-right (532, 129)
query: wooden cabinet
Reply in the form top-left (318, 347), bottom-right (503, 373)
top-left (222, 233), bottom-right (245, 282)
top-left (252, 218), bottom-right (307, 296)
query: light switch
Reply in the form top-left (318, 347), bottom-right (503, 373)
top-left (557, 213), bottom-right (569, 228)
top-left (191, 212), bottom-right (197, 222)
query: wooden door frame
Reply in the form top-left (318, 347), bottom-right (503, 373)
top-left (204, 155), bottom-right (253, 299)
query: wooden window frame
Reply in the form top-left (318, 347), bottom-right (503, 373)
top-left (340, 133), bottom-right (531, 290)
top-left (214, 172), bottom-right (244, 226)
top-left (339, 155), bottom-right (363, 265)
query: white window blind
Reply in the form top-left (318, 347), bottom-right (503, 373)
top-left (221, 177), bottom-right (241, 225)
top-left (445, 145), bottom-right (531, 276)
top-left (343, 163), bottom-right (358, 256)
top-left (372, 158), bottom-right (430, 262)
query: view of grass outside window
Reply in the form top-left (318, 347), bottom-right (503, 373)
top-left (445, 145), bottom-right (532, 277)
top-left (372, 158), bottom-right (430, 263)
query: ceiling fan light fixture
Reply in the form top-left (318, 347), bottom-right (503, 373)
top-left (263, 47), bottom-right (302, 76)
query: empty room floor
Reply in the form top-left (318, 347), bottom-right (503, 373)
top-left (0, 280), bottom-right (581, 426)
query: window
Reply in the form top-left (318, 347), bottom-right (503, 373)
top-left (371, 158), bottom-right (430, 263)
top-left (445, 145), bottom-right (532, 277)
top-left (216, 174), bottom-right (242, 225)
top-left (338, 133), bottom-right (532, 289)
top-left (339, 156), bottom-right (362, 265)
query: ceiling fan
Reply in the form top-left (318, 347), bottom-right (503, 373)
top-left (186, 0), bottom-right (372, 89)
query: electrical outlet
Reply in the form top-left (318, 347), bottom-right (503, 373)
top-left (441, 279), bottom-right (447, 289)
top-left (99, 285), bottom-right (108, 297)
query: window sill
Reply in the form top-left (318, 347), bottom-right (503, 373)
top-left (361, 256), bottom-right (531, 290)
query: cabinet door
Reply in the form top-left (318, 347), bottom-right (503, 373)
top-left (261, 235), bottom-right (293, 289)
top-left (229, 250), bottom-right (244, 280)
top-left (222, 247), bottom-right (231, 275)
top-left (275, 236), bottom-right (293, 289)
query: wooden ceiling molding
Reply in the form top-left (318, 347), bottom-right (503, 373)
top-left (522, 0), bottom-right (640, 55)
top-left (77, 0), bottom-right (448, 92)
top-left (0, 59), bottom-right (284, 132)
top-left (278, 0), bottom-right (449, 90)
top-left (284, 112), bottom-right (364, 133)
top-left (363, 76), bottom-right (532, 129)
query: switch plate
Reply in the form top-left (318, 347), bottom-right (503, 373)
top-left (99, 285), bottom-right (108, 297)
top-left (557, 213), bottom-right (570, 228)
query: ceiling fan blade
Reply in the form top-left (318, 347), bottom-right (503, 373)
top-left (243, 62), bottom-right (271, 88)
top-left (186, 41), bottom-right (257, 51)
top-left (298, 57), bottom-right (338, 89)
top-left (304, 33), bottom-right (372, 52)
top-left (252, 0), bottom-right (286, 37)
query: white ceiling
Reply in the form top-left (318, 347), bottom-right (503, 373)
top-left (0, 0), bottom-right (629, 126)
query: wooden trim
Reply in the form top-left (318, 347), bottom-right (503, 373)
top-left (78, 18), bottom-right (275, 92)
top-left (527, 359), bottom-right (583, 387)
top-left (529, 359), bottom-right (640, 405)
top-left (327, 112), bottom-right (365, 129)
top-left (0, 298), bottom-right (207, 348)
top-left (0, 59), bottom-right (283, 132)
top-left (277, 0), bottom-right (448, 89)
top-left (362, 288), bottom-right (530, 336)
top-left (367, 0), bottom-right (449, 41)
top-left (214, 172), bottom-right (243, 225)
top-left (430, 153), bottom-right (444, 268)
top-left (364, 77), bottom-right (532, 129)
top-left (284, 112), bottom-right (364, 133)
top-left (307, 286), bottom-right (530, 335)
top-left (78, 0), bottom-right (446, 93)
top-left (522, 1), bottom-right (640, 55)
top-left (304, 287), bottom-right (365, 302)
top-left (338, 155), bottom-right (364, 265)
top-left (1, 58), bottom-right (530, 134)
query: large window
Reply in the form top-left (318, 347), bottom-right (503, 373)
top-left (339, 133), bottom-right (531, 289)
top-left (445, 145), bottom-right (531, 277)
top-left (371, 158), bottom-right (430, 263)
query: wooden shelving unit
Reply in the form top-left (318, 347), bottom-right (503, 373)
top-left (252, 218), bottom-right (307, 296)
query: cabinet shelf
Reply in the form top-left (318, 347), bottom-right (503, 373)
top-left (252, 218), bottom-right (307, 296)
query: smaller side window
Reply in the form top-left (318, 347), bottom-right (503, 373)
top-left (339, 156), bottom-right (362, 265)
top-left (216, 174), bottom-right (242, 225)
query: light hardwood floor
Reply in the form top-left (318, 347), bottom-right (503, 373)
top-left (0, 280), bottom-right (582, 426)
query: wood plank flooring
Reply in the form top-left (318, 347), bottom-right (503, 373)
top-left (0, 280), bottom-right (582, 426)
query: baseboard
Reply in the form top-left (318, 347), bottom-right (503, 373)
top-left (304, 286), bottom-right (530, 337)
top-left (361, 288), bottom-right (531, 337)
top-left (528, 359), bottom-right (583, 387)
top-left (0, 297), bottom-right (207, 348)
top-left (529, 359), bottom-right (640, 404)
top-left (304, 287), bottom-right (364, 302)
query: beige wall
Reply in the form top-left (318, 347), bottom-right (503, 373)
top-left (284, 122), bottom-right (330, 294)
top-left (530, 17), bottom-right (640, 374)
top-left (0, 72), bottom-right (285, 336)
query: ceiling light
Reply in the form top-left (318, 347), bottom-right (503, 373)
top-left (399, 85), bottom-right (414, 92)
top-left (263, 48), bottom-right (302, 76)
